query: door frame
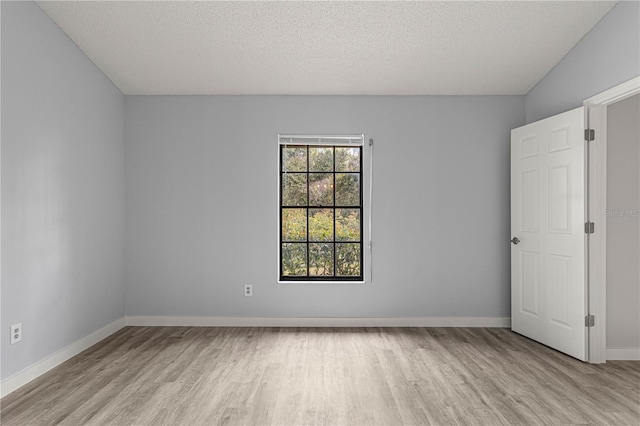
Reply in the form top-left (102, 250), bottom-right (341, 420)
top-left (583, 76), bottom-right (640, 363)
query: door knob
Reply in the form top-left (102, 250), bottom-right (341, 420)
top-left (511, 237), bottom-right (521, 245)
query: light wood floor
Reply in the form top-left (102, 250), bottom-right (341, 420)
top-left (1, 327), bottom-right (639, 425)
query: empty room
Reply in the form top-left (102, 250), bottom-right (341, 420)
top-left (1, 1), bottom-right (639, 425)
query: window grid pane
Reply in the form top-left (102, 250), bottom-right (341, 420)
top-left (280, 143), bottom-right (363, 281)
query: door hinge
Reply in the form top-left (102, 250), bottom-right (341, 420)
top-left (585, 315), bottom-right (595, 327)
top-left (585, 222), bottom-right (595, 234)
top-left (585, 129), bottom-right (595, 141)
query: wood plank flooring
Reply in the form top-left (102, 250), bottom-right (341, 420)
top-left (1, 327), bottom-right (639, 425)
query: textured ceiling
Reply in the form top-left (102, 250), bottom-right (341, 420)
top-left (37, 1), bottom-right (616, 95)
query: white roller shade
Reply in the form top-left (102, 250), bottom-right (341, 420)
top-left (278, 135), bottom-right (364, 146)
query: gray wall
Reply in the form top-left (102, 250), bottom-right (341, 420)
top-left (525, 1), bottom-right (640, 123)
top-left (1, 2), bottom-right (125, 380)
top-left (606, 94), bottom-right (640, 350)
top-left (125, 95), bottom-right (524, 318)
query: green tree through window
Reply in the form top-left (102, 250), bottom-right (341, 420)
top-left (280, 140), bottom-right (363, 281)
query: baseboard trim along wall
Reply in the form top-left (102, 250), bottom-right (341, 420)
top-left (606, 347), bottom-right (640, 361)
top-left (0, 318), bottom-right (126, 399)
top-left (125, 316), bottom-right (512, 328)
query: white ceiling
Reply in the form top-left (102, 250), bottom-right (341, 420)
top-left (37, 1), bottom-right (616, 96)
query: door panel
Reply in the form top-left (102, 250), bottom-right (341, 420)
top-left (549, 164), bottom-right (571, 233)
top-left (520, 251), bottom-right (540, 317)
top-left (521, 170), bottom-right (539, 231)
top-left (511, 107), bottom-right (587, 361)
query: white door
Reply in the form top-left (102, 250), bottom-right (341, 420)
top-left (511, 107), bottom-right (587, 361)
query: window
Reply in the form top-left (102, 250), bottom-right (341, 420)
top-left (279, 135), bottom-right (364, 282)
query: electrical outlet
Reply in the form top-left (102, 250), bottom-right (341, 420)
top-left (10, 323), bottom-right (22, 345)
top-left (244, 284), bottom-right (253, 297)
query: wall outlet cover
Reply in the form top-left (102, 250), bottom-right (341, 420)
top-left (11, 323), bottom-right (22, 344)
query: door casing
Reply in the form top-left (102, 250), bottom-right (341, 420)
top-left (584, 76), bottom-right (640, 363)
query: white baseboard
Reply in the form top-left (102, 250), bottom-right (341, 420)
top-left (0, 317), bottom-right (126, 399)
top-left (126, 316), bottom-right (511, 328)
top-left (606, 347), bottom-right (640, 361)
